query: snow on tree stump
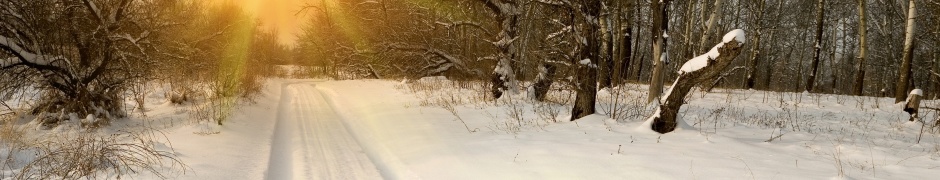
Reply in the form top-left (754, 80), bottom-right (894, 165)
top-left (904, 89), bottom-right (923, 121)
top-left (647, 30), bottom-right (746, 134)
top-left (531, 63), bottom-right (556, 101)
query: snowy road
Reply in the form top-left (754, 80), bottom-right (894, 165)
top-left (265, 83), bottom-right (383, 180)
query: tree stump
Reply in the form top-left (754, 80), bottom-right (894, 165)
top-left (532, 63), bottom-right (556, 101)
top-left (904, 89), bottom-right (923, 121)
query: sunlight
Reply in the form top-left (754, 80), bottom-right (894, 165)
top-left (210, 0), bottom-right (309, 45)
top-left (318, 0), bottom-right (368, 49)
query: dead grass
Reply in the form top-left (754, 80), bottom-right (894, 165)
top-left (1, 105), bottom-right (187, 179)
top-left (14, 130), bottom-right (187, 180)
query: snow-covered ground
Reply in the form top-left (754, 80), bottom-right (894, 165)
top-left (3, 78), bottom-right (940, 179)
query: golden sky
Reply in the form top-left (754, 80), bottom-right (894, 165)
top-left (213, 0), bottom-right (314, 46)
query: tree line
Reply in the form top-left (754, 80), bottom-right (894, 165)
top-left (4, 0), bottom-right (939, 129)
top-left (295, 0), bottom-right (940, 123)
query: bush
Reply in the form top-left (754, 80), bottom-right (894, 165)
top-left (15, 131), bottom-right (187, 179)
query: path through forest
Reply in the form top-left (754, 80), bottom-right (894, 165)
top-left (265, 83), bottom-right (383, 179)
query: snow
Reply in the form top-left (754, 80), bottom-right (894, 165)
top-left (0, 35), bottom-right (63, 66)
top-left (3, 77), bottom-right (940, 179)
top-left (265, 83), bottom-right (383, 179)
top-left (910, 89), bottom-right (923, 96)
top-left (579, 59), bottom-right (598, 68)
top-left (579, 59), bottom-right (591, 65)
top-left (545, 26), bottom-right (572, 40)
top-left (660, 52), bottom-right (668, 63)
top-left (679, 29), bottom-right (746, 74)
top-left (723, 29), bottom-right (746, 44)
top-left (679, 54), bottom-right (712, 74)
top-left (493, 36), bottom-right (516, 48)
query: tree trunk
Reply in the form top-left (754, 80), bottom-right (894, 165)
top-left (619, 27), bottom-right (633, 84)
top-left (698, 0), bottom-right (723, 54)
top-left (614, 0), bottom-right (634, 85)
top-left (806, 0), bottom-right (825, 92)
top-left (571, 0), bottom-right (602, 121)
top-left (682, 0), bottom-right (697, 63)
top-left (745, 0), bottom-right (765, 90)
top-left (612, 1), bottom-right (625, 85)
top-left (532, 63), bottom-right (556, 101)
top-left (932, 59), bottom-right (939, 99)
top-left (485, 1), bottom-right (520, 100)
top-left (647, 0), bottom-right (670, 104)
top-left (853, 0), bottom-right (868, 96)
top-left (896, 0), bottom-right (917, 103)
top-left (598, 10), bottom-right (613, 89)
top-left (933, 2), bottom-right (940, 99)
top-left (650, 39), bottom-right (745, 134)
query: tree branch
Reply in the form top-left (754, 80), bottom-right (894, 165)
top-left (386, 43), bottom-right (482, 76)
top-left (435, 21), bottom-right (494, 37)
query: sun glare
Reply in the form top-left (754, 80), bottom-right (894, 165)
top-left (211, 0), bottom-right (312, 45)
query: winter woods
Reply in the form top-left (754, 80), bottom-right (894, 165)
top-left (3, 0), bottom-right (940, 133)
top-left (5, 1), bottom-right (940, 179)
top-left (293, 0), bottom-right (940, 133)
top-left (1, 0), bottom-right (288, 126)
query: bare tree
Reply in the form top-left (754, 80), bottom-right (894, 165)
top-left (806, 0), bottom-right (826, 92)
top-left (697, 0), bottom-right (724, 54)
top-left (745, 0), bottom-right (766, 90)
top-left (895, 0), bottom-right (917, 103)
top-left (570, 0), bottom-right (603, 120)
top-left (853, 0), bottom-right (868, 96)
top-left (613, 0), bottom-right (635, 86)
top-left (1, 0), bottom-right (152, 124)
top-left (479, 0), bottom-right (523, 99)
top-left (647, 0), bottom-right (671, 104)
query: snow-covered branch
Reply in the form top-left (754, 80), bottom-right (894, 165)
top-left (678, 29), bottom-right (746, 75)
top-left (545, 25), bottom-right (572, 41)
top-left (0, 35), bottom-right (70, 72)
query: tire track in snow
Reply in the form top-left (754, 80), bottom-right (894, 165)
top-left (265, 83), bottom-right (296, 180)
top-left (265, 83), bottom-right (382, 179)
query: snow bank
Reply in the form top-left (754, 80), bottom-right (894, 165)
top-left (678, 29), bottom-right (746, 74)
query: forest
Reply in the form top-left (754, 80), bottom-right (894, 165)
top-left (293, 0), bottom-right (940, 132)
top-left (2, 0), bottom-right (940, 179)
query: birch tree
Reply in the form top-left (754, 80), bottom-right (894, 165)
top-left (613, 0), bottom-right (634, 85)
top-left (647, 0), bottom-right (671, 104)
top-left (895, 0), bottom-right (917, 103)
top-left (853, 0), bottom-right (868, 96)
top-left (744, 0), bottom-right (765, 90)
top-left (697, 0), bottom-right (724, 54)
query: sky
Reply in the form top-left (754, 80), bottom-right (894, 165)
top-left (213, 0), bottom-right (314, 46)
